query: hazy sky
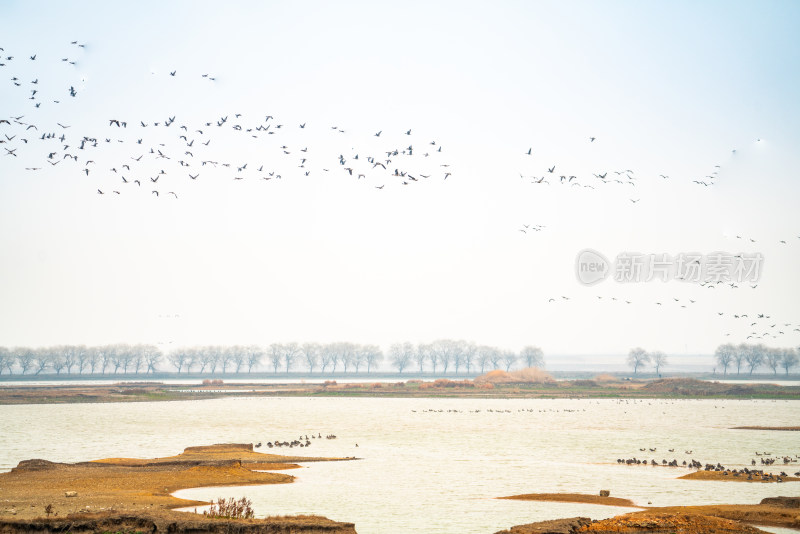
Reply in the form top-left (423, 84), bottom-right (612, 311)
top-left (1, 0), bottom-right (799, 359)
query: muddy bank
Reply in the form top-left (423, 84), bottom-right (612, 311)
top-left (495, 514), bottom-right (766, 534)
top-left (731, 426), bottom-right (800, 432)
top-left (496, 495), bottom-right (800, 533)
top-left (0, 511), bottom-right (357, 533)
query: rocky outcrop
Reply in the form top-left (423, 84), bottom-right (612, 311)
top-left (495, 517), bottom-right (592, 534)
top-left (760, 496), bottom-right (800, 508)
top-left (497, 513), bottom-right (766, 534)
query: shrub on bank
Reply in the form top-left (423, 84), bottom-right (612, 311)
top-left (201, 496), bottom-right (254, 519)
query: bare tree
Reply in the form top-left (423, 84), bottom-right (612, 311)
top-left (352, 344), bottom-right (367, 373)
top-left (627, 347), bottom-right (650, 374)
top-left (208, 347), bottom-right (223, 374)
top-left (283, 342), bottom-right (300, 373)
top-left (16, 347), bottom-right (34, 375)
top-left (220, 346), bottom-right (236, 374)
top-left (230, 345), bottom-right (247, 373)
top-left (168, 350), bottom-right (190, 373)
top-left (765, 348), bottom-right (781, 375)
top-left (415, 344), bottom-right (430, 373)
top-left (189, 348), bottom-right (207, 373)
top-left (335, 342), bottom-right (354, 373)
top-left (245, 345), bottom-right (264, 373)
top-left (76, 345), bottom-right (88, 374)
top-left (452, 340), bottom-right (466, 374)
top-left (363, 344), bottom-right (382, 373)
top-left (87, 347), bottom-right (100, 374)
top-left (502, 350), bottom-right (517, 371)
top-left (0, 347), bottom-right (11, 374)
top-left (428, 345), bottom-right (440, 374)
top-left (430, 340), bottom-right (454, 374)
top-left (489, 348), bottom-right (502, 371)
top-left (143, 345), bottom-right (162, 373)
top-left (389, 342), bottom-right (413, 373)
top-left (320, 344), bottom-right (334, 373)
top-left (781, 349), bottom-right (798, 375)
top-left (51, 350), bottom-right (66, 374)
top-left (99, 345), bottom-right (114, 374)
top-left (463, 342), bottom-right (476, 374)
top-left (714, 344), bottom-right (735, 376)
top-left (300, 343), bottom-right (320, 373)
top-left (33, 349), bottom-right (50, 375)
top-left (62, 346), bottom-right (77, 374)
top-left (733, 344), bottom-right (747, 375)
top-left (268, 344), bottom-right (284, 373)
top-left (476, 346), bottom-right (492, 374)
top-left (651, 351), bottom-right (667, 376)
top-left (520, 346), bottom-right (544, 368)
top-left (744, 344), bottom-right (764, 375)
top-left (132, 347), bottom-right (145, 374)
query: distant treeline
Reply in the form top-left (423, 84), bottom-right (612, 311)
top-left (0, 341), bottom-right (545, 376)
top-left (713, 343), bottom-right (798, 375)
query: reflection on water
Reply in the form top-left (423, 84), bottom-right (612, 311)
top-left (1, 397), bottom-right (798, 534)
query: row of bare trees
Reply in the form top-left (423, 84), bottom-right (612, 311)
top-left (714, 344), bottom-right (799, 375)
top-left (165, 343), bottom-right (384, 374)
top-left (626, 348), bottom-right (668, 374)
top-left (0, 340), bottom-right (545, 375)
top-left (0, 344), bottom-right (162, 375)
top-left (389, 341), bottom-right (544, 374)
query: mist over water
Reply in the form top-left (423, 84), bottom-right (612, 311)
top-left (1, 397), bottom-right (798, 533)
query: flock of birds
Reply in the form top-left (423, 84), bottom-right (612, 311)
top-left (253, 433), bottom-right (337, 449)
top-left (1, 41), bottom-right (454, 198)
top-left (2, 39), bottom-right (798, 350)
top-left (618, 449), bottom-right (800, 482)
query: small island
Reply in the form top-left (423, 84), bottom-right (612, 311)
top-left (0, 443), bottom-right (357, 533)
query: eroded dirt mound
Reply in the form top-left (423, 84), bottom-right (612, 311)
top-left (580, 513), bottom-right (764, 534)
top-left (495, 516), bottom-right (592, 534)
top-left (760, 496), bottom-right (800, 507)
top-left (0, 511), bottom-right (357, 533)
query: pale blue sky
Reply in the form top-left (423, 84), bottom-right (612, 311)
top-left (1, 0), bottom-right (799, 360)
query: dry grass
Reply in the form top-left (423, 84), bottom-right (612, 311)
top-left (474, 367), bottom-right (555, 384)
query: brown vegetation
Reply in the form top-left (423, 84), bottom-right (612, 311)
top-left (474, 367), bottom-right (555, 385)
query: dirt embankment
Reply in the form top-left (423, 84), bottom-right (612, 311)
top-left (496, 495), bottom-right (800, 533)
top-left (498, 493), bottom-right (636, 507)
top-left (0, 443), bottom-right (356, 533)
top-left (495, 514), bottom-right (765, 534)
top-left (0, 512), bottom-right (356, 533)
top-left (731, 426), bottom-right (800, 432)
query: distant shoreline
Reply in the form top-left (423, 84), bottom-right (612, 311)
top-left (1, 377), bottom-right (799, 404)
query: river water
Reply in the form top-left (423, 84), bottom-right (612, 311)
top-left (1, 397), bottom-right (798, 533)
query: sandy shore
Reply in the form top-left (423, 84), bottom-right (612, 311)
top-left (0, 443), bottom-right (355, 529)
